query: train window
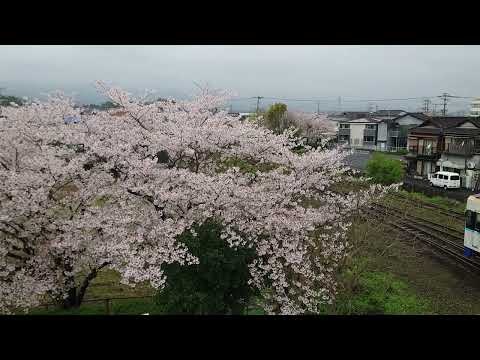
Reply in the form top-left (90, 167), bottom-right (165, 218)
top-left (438, 175), bottom-right (444, 180)
top-left (451, 175), bottom-right (459, 180)
top-left (466, 210), bottom-right (475, 230)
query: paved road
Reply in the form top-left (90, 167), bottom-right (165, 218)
top-left (343, 150), bottom-right (405, 172)
top-left (343, 150), bottom-right (372, 171)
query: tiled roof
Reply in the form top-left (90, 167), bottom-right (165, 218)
top-left (429, 116), bottom-right (473, 129)
top-left (409, 116), bottom-right (480, 137)
top-left (373, 110), bottom-right (405, 116)
top-left (389, 112), bottom-right (430, 123)
top-left (344, 117), bottom-right (382, 124)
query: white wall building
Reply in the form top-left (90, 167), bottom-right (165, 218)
top-left (338, 118), bottom-right (380, 150)
top-left (470, 98), bottom-right (480, 117)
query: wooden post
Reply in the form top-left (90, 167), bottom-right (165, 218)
top-left (105, 299), bottom-right (111, 315)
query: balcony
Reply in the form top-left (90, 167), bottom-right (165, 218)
top-left (407, 145), bottom-right (441, 160)
top-left (444, 143), bottom-right (473, 156)
top-left (338, 128), bottom-right (350, 136)
top-left (363, 128), bottom-right (376, 137)
top-left (444, 143), bottom-right (480, 156)
top-left (389, 130), bottom-right (400, 137)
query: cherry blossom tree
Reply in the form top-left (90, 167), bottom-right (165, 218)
top-left (0, 82), bottom-right (394, 314)
top-left (288, 112), bottom-right (337, 139)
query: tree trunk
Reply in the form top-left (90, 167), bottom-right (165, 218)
top-left (61, 263), bottom-right (109, 309)
top-left (62, 286), bottom-right (79, 309)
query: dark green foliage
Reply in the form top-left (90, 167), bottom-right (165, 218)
top-left (0, 95), bottom-right (24, 107)
top-left (154, 220), bottom-right (260, 314)
top-left (156, 150), bottom-right (170, 164)
top-left (85, 101), bottom-right (121, 111)
top-left (366, 153), bottom-right (405, 185)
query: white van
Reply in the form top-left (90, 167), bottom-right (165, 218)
top-left (428, 171), bottom-right (461, 189)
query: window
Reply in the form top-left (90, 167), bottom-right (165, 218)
top-left (466, 210), bottom-right (475, 230)
top-left (432, 174), bottom-right (437, 179)
top-left (339, 124), bottom-right (350, 129)
top-left (475, 214), bottom-right (480, 232)
top-left (363, 136), bottom-right (375, 142)
top-left (451, 175), bottom-right (460, 181)
top-left (339, 135), bottom-right (349, 142)
top-left (438, 175), bottom-right (444, 180)
top-left (365, 124), bottom-right (376, 129)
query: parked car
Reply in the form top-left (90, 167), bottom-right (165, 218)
top-left (428, 171), bottom-right (461, 189)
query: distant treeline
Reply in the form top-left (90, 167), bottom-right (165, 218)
top-left (83, 101), bottom-right (121, 111)
top-left (0, 95), bottom-right (24, 107)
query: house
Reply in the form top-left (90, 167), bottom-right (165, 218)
top-left (469, 98), bottom-right (480, 117)
top-left (337, 117), bottom-right (381, 150)
top-left (372, 110), bottom-right (407, 120)
top-left (406, 116), bottom-right (480, 188)
top-left (376, 112), bottom-right (428, 152)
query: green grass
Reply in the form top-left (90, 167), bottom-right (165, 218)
top-left (28, 297), bottom-right (160, 315)
top-left (28, 297), bottom-right (266, 315)
top-left (322, 271), bottom-right (432, 315)
top-left (399, 190), bottom-right (466, 213)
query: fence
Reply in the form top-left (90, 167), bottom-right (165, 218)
top-left (40, 295), bottom-right (154, 315)
top-left (402, 176), bottom-right (474, 202)
top-left (39, 295), bottom-right (263, 315)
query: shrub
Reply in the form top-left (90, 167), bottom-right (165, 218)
top-left (154, 220), bottom-right (259, 315)
top-left (366, 153), bottom-right (405, 185)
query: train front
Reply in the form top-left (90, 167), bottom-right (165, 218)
top-left (464, 194), bottom-right (480, 257)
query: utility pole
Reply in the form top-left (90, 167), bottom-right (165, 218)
top-left (437, 93), bottom-right (452, 116)
top-left (255, 96), bottom-right (264, 114)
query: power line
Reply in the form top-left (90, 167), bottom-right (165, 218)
top-left (229, 95), bottom-right (448, 104)
top-left (254, 96), bottom-right (263, 113)
top-left (226, 93), bottom-right (477, 113)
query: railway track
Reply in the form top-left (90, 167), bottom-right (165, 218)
top-left (373, 202), bottom-right (464, 241)
top-left (364, 203), bottom-right (480, 273)
top-left (389, 192), bottom-right (464, 221)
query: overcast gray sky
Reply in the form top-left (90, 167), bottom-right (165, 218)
top-left (0, 45), bottom-right (479, 112)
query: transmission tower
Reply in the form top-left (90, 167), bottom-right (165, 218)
top-left (255, 96), bottom-right (264, 114)
top-left (423, 98), bottom-right (431, 114)
top-left (436, 92), bottom-right (465, 116)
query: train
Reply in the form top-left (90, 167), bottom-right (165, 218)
top-left (464, 194), bottom-right (480, 257)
